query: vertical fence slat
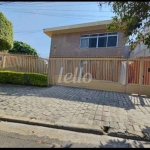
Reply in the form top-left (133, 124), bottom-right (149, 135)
top-left (139, 59), bottom-right (144, 95)
top-left (2, 55), bottom-right (6, 69)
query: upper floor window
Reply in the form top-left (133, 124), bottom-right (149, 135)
top-left (80, 32), bottom-right (118, 48)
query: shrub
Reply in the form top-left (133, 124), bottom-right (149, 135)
top-left (8, 41), bottom-right (38, 56)
top-left (0, 71), bottom-right (47, 87)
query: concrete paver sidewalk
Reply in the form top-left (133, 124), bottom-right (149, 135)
top-left (0, 84), bottom-right (150, 140)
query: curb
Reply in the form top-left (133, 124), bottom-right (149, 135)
top-left (107, 128), bottom-right (150, 142)
top-left (0, 114), bottom-right (149, 142)
top-left (108, 131), bottom-right (148, 141)
top-left (0, 114), bottom-right (104, 135)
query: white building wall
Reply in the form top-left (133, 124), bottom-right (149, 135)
top-left (130, 26), bottom-right (150, 58)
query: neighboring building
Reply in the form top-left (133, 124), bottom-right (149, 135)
top-left (130, 43), bottom-right (150, 58)
top-left (130, 27), bottom-right (150, 58)
top-left (43, 20), bottom-right (127, 58)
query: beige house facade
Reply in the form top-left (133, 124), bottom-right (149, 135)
top-left (44, 20), bottom-right (126, 57)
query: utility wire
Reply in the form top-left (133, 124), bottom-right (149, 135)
top-left (14, 31), bottom-right (39, 34)
top-left (0, 2), bottom-right (15, 5)
top-left (3, 2), bottom-right (112, 34)
top-left (8, 2), bottom-right (98, 7)
top-left (1, 9), bottom-right (112, 20)
top-left (14, 29), bottom-right (42, 33)
top-left (0, 6), bottom-right (110, 13)
top-left (14, 30), bottom-right (42, 34)
top-left (0, 8), bottom-right (112, 17)
top-left (0, 2), bottom-right (11, 5)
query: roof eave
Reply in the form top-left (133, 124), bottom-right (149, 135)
top-left (44, 25), bottom-right (110, 37)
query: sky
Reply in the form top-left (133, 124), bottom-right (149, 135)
top-left (1, 2), bottom-right (115, 58)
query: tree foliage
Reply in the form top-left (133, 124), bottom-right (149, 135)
top-left (99, 2), bottom-right (150, 50)
top-left (8, 41), bottom-right (38, 56)
top-left (0, 12), bottom-right (13, 51)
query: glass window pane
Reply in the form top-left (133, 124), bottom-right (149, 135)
top-left (80, 38), bottom-right (89, 48)
top-left (107, 36), bottom-right (117, 47)
top-left (98, 37), bottom-right (107, 47)
top-left (81, 35), bottom-right (89, 37)
top-left (99, 33), bottom-right (107, 36)
top-left (90, 34), bottom-right (98, 37)
top-left (89, 38), bottom-right (97, 48)
top-left (108, 32), bottom-right (117, 35)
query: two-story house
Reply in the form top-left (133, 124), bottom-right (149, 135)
top-left (43, 20), bottom-right (127, 58)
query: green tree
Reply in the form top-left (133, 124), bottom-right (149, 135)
top-left (0, 12), bottom-right (13, 51)
top-left (8, 41), bottom-right (38, 56)
top-left (99, 2), bottom-right (150, 50)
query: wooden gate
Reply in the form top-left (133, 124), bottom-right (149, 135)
top-left (47, 57), bottom-right (150, 96)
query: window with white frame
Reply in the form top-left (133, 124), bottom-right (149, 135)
top-left (80, 32), bottom-right (118, 48)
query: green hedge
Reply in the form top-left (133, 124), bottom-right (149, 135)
top-left (0, 71), bottom-right (47, 87)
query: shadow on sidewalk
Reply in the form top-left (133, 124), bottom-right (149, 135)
top-left (0, 83), bottom-right (149, 111)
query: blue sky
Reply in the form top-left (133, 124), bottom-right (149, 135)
top-left (1, 2), bottom-right (114, 58)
